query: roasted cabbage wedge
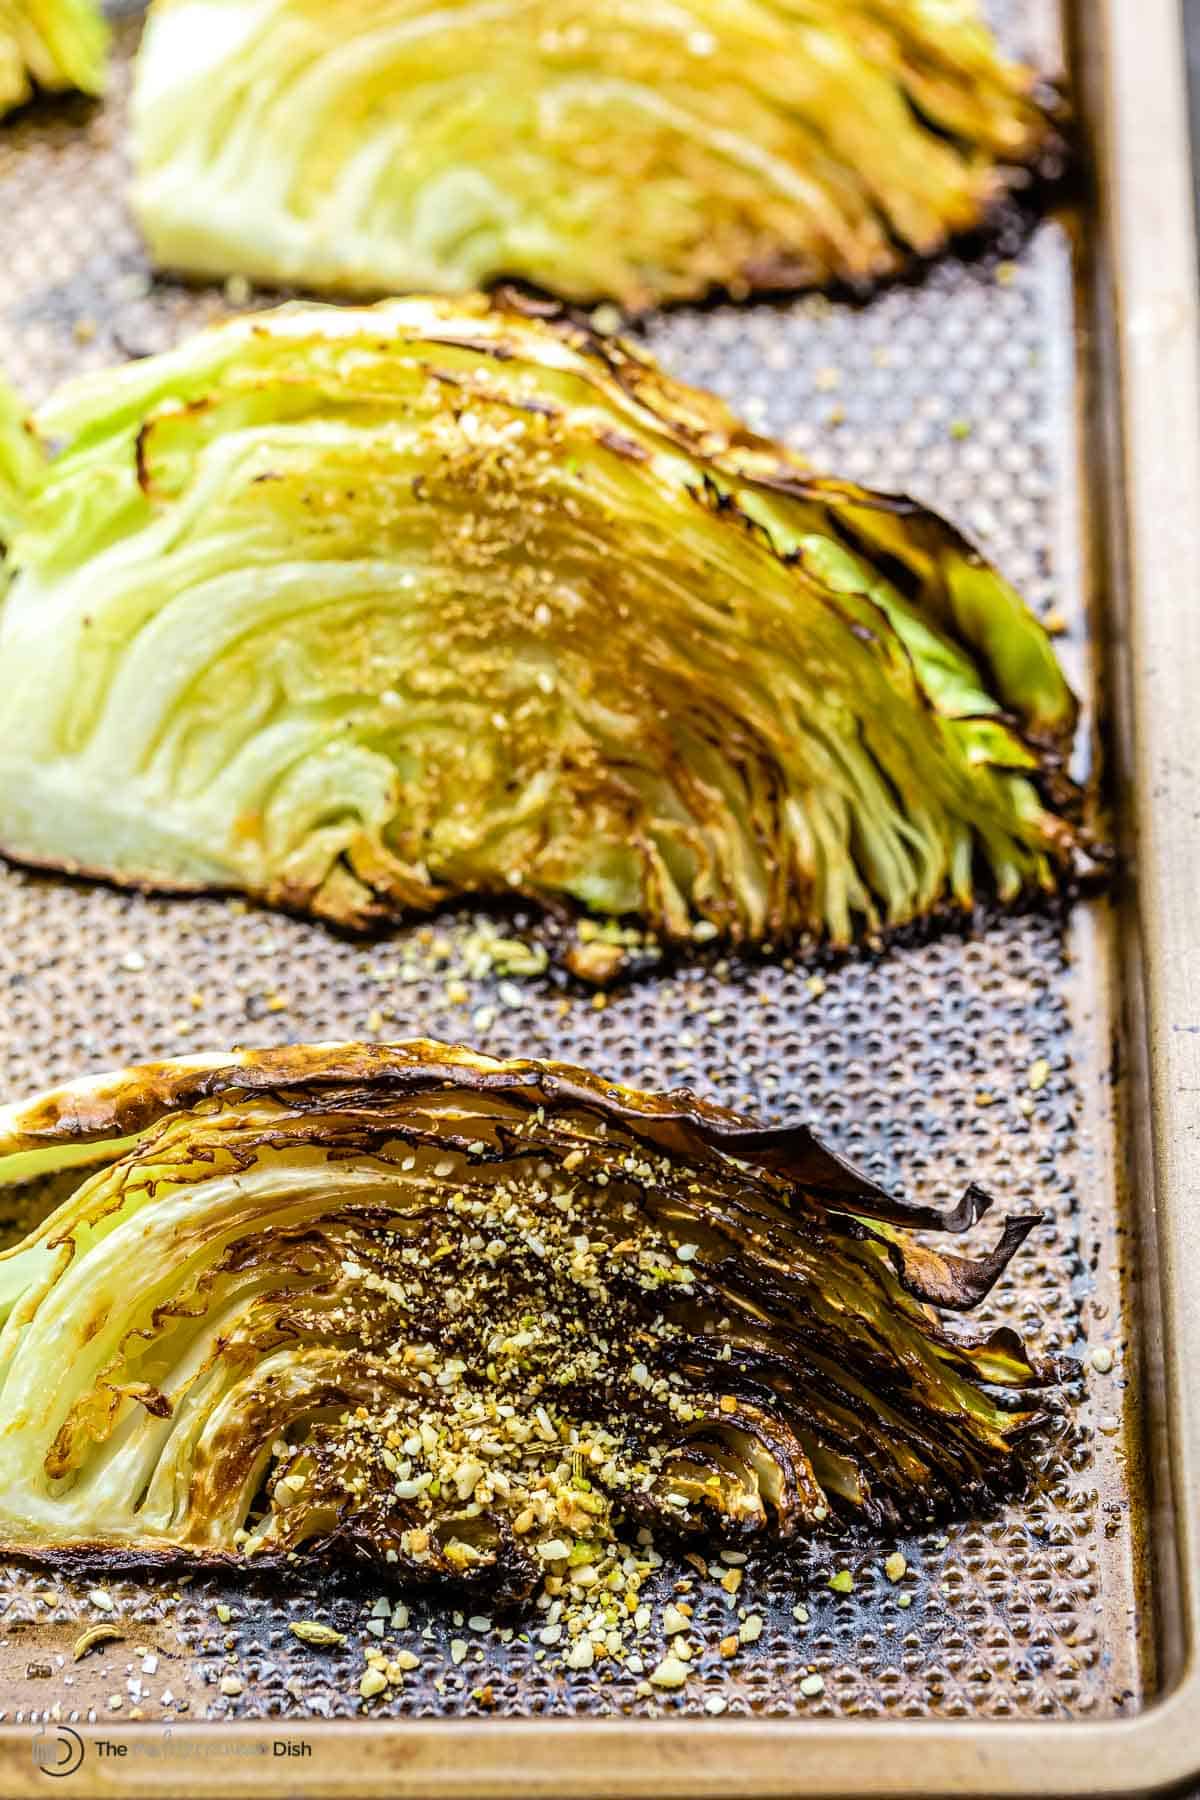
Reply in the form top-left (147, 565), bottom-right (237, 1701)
top-left (0, 295), bottom-right (1081, 970)
top-left (0, 1041), bottom-right (1054, 1588)
top-left (130, 0), bottom-right (1051, 309)
top-left (0, 0), bottom-right (107, 118)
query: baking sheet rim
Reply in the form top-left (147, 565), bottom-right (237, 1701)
top-left (0, 0), bottom-right (1198, 1791)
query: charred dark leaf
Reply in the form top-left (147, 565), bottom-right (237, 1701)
top-left (0, 1041), bottom-right (1054, 1588)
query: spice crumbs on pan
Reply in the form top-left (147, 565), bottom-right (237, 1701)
top-left (71, 1625), bottom-right (125, 1661)
top-left (289, 1622), bottom-right (346, 1648)
top-left (215, 1115), bottom-right (798, 1709)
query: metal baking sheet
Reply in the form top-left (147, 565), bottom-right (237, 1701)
top-left (0, 0), bottom-right (1197, 1794)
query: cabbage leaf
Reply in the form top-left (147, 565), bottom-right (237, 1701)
top-left (130, 0), bottom-right (1051, 308)
top-left (0, 294), bottom-right (1081, 967)
top-left (0, 1041), bottom-right (1053, 1584)
top-left (0, 0), bottom-right (107, 117)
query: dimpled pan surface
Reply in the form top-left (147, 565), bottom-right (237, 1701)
top-left (0, 3), bottom-right (1197, 1797)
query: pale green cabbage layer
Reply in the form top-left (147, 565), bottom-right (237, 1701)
top-left (0, 0), bottom-right (107, 117)
top-left (131, 0), bottom-right (1049, 307)
top-left (0, 293), bottom-right (1079, 954)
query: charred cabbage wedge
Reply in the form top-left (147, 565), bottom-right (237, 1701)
top-left (0, 295), bottom-right (1081, 970)
top-left (0, 1042), bottom-right (1053, 1590)
top-left (130, 0), bottom-right (1051, 308)
top-left (0, 0), bottom-right (107, 117)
